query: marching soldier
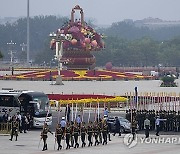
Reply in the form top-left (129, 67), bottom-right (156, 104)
top-left (41, 123), bottom-right (53, 151)
top-left (80, 122), bottom-right (87, 147)
top-left (102, 123), bottom-right (108, 145)
top-left (93, 122), bottom-right (100, 146)
top-left (55, 124), bottom-right (63, 150)
top-left (9, 116), bottom-right (19, 141)
top-left (70, 121), bottom-right (74, 147)
top-left (87, 121), bottom-right (93, 147)
top-left (98, 119), bottom-right (103, 144)
top-left (73, 123), bottom-right (80, 148)
top-left (65, 122), bottom-right (71, 149)
top-left (103, 115), bottom-right (111, 141)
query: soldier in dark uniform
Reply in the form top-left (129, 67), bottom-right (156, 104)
top-left (151, 110), bottom-right (156, 130)
top-left (136, 110), bottom-right (141, 131)
top-left (41, 123), bottom-right (53, 151)
top-left (80, 122), bottom-right (86, 147)
top-left (126, 110), bottom-right (130, 121)
top-left (102, 122), bottom-right (108, 145)
top-left (177, 111), bottom-right (180, 132)
top-left (131, 117), bottom-right (137, 140)
top-left (73, 123), bottom-right (80, 148)
top-left (55, 124), bottom-right (63, 150)
top-left (169, 111), bottom-right (174, 131)
top-left (9, 117), bottom-right (19, 141)
top-left (166, 111), bottom-right (170, 131)
top-left (65, 122), bottom-right (71, 149)
top-left (70, 121), bottom-right (74, 147)
top-left (98, 120), bottom-right (103, 144)
top-left (87, 121), bottom-right (93, 147)
top-left (93, 122), bottom-right (100, 146)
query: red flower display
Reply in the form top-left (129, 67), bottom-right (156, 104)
top-left (50, 5), bottom-right (105, 52)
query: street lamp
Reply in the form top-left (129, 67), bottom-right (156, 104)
top-left (49, 32), bottom-right (65, 85)
top-left (7, 40), bottom-right (16, 64)
top-left (27, 0), bottom-right (30, 66)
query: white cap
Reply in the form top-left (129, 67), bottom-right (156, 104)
top-left (62, 117), bottom-right (65, 120)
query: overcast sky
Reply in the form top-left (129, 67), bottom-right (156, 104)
top-left (0, 0), bottom-right (180, 25)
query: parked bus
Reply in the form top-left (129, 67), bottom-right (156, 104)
top-left (0, 90), bottom-right (52, 128)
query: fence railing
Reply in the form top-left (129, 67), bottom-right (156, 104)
top-left (0, 122), bottom-right (12, 134)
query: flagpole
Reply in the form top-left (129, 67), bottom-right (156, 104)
top-left (88, 100), bottom-right (92, 123)
top-left (82, 102), bottom-right (85, 122)
top-left (57, 101), bottom-right (61, 124)
top-left (71, 102), bottom-right (74, 122)
top-left (75, 103), bottom-right (78, 120)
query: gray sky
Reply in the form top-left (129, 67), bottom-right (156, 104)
top-left (0, 0), bottom-right (180, 25)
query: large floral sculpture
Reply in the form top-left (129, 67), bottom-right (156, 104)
top-left (50, 5), bottom-right (105, 69)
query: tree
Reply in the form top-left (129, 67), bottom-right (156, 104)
top-left (160, 75), bottom-right (177, 87)
top-left (0, 50), bottom-right (3, 59)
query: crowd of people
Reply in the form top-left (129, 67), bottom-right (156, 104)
top-left (40, 115), bottom-right (112, 151)
top-left (126, 109), bottom-right (180, 132)
top-left (0, 111), bottom-right (33, 141)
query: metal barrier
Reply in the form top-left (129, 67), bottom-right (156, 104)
top-left (0, 122), bottom-right (12, 134)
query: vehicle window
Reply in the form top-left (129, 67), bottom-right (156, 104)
top-left (0, 95), bottom-right (19, 107)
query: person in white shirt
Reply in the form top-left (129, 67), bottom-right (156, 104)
top-left (103, 107), bottom-right (109, 117)
top-left (155, 116), bottom-right (166, 136)
top-left (144, 117), bottom-right (150, 138)
top-left (76, 115), bottom-right (81, 127)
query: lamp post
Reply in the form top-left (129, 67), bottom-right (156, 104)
top-left (49, 58), bottom-right (55, 83)
top-left (7, 40), bottom-right (16, 64)
top-left (27, 0), bottom-right (30, 65)
top-left (49, 32), bottom-right (65, 85)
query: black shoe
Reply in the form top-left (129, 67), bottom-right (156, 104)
top-left (109, 139), bottom-right (111, 141)
top-left (45, 144), bottom-right (47, 150)
top-left (9, 139), bottom-right (12, 141)
top-left (60, 145), bottom-right (62, 150)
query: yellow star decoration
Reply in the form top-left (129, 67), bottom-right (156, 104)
top-left (74, 70), bottom-right (87, 78)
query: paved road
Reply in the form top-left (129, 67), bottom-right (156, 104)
top-left (0, 79), bottom-right (180, 96)
top-left (1, 130), bottom-right (180, 154)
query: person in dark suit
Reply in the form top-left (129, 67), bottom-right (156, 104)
top-left (113, 117), bottom-right (121, 136)
top-left (65, 104), bottom-right (71, 122)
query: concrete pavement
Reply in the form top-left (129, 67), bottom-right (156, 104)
top-left (1, 131), bottom-right (180, 154)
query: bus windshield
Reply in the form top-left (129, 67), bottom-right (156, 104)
top-left (33, 96), bottom-right (49, 115)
